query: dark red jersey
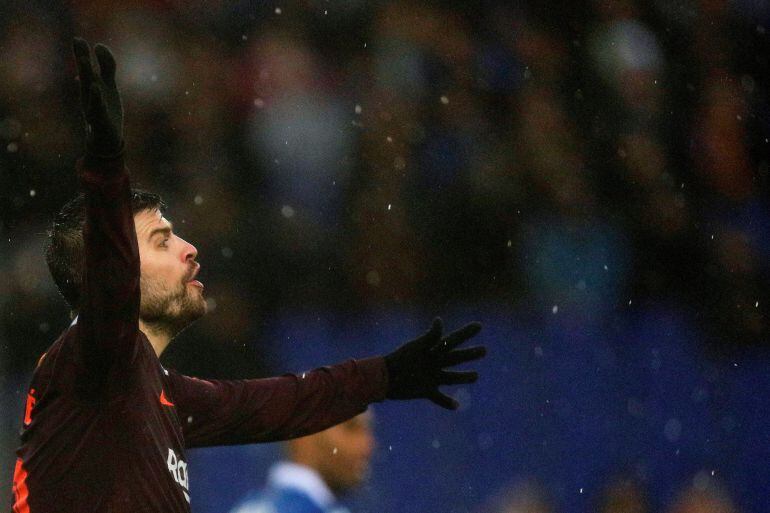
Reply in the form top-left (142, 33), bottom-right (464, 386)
top-left (11, 155), bottom-right (388, 513)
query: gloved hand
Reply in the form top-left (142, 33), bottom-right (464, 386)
top-left (72, 37), bottom-right (124, 158)
top-left (384, 318), bottom-right (485, 410)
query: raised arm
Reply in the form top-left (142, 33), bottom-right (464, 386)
top-left (70, 38), bottom-right (140, 395)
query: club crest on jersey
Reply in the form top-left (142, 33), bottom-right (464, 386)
top-left (160, 389), bottom-right (174, 407)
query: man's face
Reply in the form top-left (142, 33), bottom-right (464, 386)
top-left (315, 412), bottom-right (375, 495)
top-left (134, 209), bottom-right (206, 334)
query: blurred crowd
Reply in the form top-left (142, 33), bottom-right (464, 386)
top-left (483, 471), bottom-right (740, 513)
top-left (1, 0), bottom-right (770, 511)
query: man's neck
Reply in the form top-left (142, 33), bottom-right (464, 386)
top-left (70, 315), bottom-right (171, 357)
top-left (138, 319), bottom-right (172, 357)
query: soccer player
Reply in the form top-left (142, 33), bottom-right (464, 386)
top-left (10, 38), bottom-right (486, 513)
top-left (230, 412), bottom-right (375, 513)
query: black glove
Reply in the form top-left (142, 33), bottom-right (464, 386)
top-left (384, 318), bottom-right (485, 410)
top-left (72, 38), bottom-right (124, 158)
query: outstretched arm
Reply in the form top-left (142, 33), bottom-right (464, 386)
top-left (168, 319), bottom-right (485, 448)
top-left (70, 38), bottom-right (140, 397)
top-left (168, 357), bottom-right (388, 448)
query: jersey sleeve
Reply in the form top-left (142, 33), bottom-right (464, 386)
top-left (72, 153), bottom-right (142, 398)
top-left (165, 357), bottom-right (389, 448)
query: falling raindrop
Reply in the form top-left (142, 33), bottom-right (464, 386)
top-left (281, 205), bottom-right (295, 218)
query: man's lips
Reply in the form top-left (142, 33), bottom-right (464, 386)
top-left (186, 264), bottom-right (203, 289)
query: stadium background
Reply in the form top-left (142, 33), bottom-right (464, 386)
top-left (1, 0), bottom-right (770, 511)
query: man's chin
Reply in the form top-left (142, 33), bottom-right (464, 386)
top-left (166, 296), bottom-right (207, 333)
top-left (185, 295), bottom-right (208, 321)
top-left (188, 285), bottom-right (207, 311)
top-left (197, 298), bottom-right (208, 317)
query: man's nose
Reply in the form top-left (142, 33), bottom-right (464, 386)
top-left (181, 238), bottom-right (198, 262)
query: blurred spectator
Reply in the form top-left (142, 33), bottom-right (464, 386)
top-left (243, 30), bottom-right (355, 226)
top-left (692, 71), bottom-right (753, 202)
top-left (480, 478), bottom-right (554, 513)
top-left (667, 471), bottom-right (738, 513)
top-left (229, 412), bottom-right (374, 513)
top-left (598, 476), bottom-right (650, 513)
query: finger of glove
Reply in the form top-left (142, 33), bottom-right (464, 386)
top-left (72, 38), bottom-right (95, 99)
top-left (94, 44), bottom-right (117, 87)
top-left (431, 322), bottom-right (482, 353)
top-left (439, 346), bottom-right (487, 367)
top-left (429, 390), bottom-right (459, 410)
top-left (438, 370), bottom-right (478, 385)
top-left (87, 84), bottom-right (108, 128)
top-left (415, 317), bottom-right (443, 350)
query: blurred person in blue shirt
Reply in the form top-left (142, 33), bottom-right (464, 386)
top-left (230, 412), bottom-right (374, 513)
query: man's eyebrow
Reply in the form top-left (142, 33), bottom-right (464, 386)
top-left (147, 222), bottom-right (174, 241)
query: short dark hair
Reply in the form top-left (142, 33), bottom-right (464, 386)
top-left (45, 189), bottom-right (166, 312)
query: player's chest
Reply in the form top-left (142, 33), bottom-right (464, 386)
top-left (125, 359), bottom-right (185, 443)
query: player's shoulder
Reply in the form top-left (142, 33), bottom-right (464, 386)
top-left (36, 323), bottom-right (78, 366)
top-left (229, 492), bottom-right (276, 513)
top-left (231, 488), bottom-right (323, 513)
top-left (272, 488), bottom-right (326, 513)
top-left (25, 324), bottom-right (80, 394)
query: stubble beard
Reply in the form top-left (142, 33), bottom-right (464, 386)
top-left (139, 275), bottom-right (207, 339)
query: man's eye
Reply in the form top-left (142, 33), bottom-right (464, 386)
top-left (159, 238), bottom-right (169, 248)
